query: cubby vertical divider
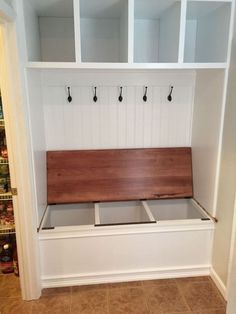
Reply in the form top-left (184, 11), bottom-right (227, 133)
top-left (128, 0), bottom-right (134, 63)
top-left (179, 0), bottom-right (187, 63)
top-left (73, 0), bottom-right (82, 63)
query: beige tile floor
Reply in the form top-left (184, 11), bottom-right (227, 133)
top-left (0, 274), bottom-right (226, 314)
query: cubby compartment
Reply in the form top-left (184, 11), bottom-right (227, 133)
top-left (146, 199), bottom-right (210, 222)
top-left (79, 0), bottom-right (129, 63)
top-left (42, 203), bottom-right (95, 229)
top-left (96, 201), bottom-right (154, 226)
top-left (184, 1), bottom-right (231, 63)
top-left (134, 0), bottom-right (181, 63)
top-left (23, 0), bottom-right (75, 62)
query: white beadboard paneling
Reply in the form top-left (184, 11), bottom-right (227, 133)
top-left (41, 70), bottom-right (195, 150)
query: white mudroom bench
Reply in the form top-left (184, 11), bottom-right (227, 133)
top-left (39, 148), bottom-right (214, 288)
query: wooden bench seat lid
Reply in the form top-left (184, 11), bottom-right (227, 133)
top-left (47, 148), bottom-right (193, 204)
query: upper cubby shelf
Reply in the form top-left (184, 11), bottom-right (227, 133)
top-left (23, 0), bottom-right (75, 62)
top-left (185, 1), bottom-right (232, 63)
top-left (23, 0), bottom-right (233, 68)
top-left (79, 0), bottom-right (129, 63)
top-left (134, 0), bottom-right (181, 63)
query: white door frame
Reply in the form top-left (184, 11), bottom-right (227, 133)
top-left (0, 1), bottom-right (41, 300)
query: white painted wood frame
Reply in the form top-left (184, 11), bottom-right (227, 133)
top-left (0, 0), bottom-right (41, 300)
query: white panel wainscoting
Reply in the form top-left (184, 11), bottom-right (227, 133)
top-left (41, 70), bottom-right (195, 150)
top-left (39, 222), bottom-right (214, 288)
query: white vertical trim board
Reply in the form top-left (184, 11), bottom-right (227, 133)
top-left (74, 0), bottom-right (81, 63)
top-left (226, 192), bottom-right (236, 298)
top-left (179, 0), bottom-right (187, 63)
top-left (210, 267), bottom-right (227, 300)
top-left (0, 18), bottom-right (41, 300)
top-left (212, 0), bottom-right (235, 218)
top-left (128, 0), bottom-right (134, 63)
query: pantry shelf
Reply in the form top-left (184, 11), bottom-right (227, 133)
top-left (0, 193), bottom-right (12, 201)
top-left (0, 224), bottom-right (15, 235)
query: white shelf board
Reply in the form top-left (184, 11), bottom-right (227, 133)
top-left (26, 62), bottom-right (228, 70)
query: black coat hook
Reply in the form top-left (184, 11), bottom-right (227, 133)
top-left (93, 87), bottom-right (98, 102)
top-left (167, 86), bottom-right (174, 102)
top-left (67, 86), bottom-right (72, 103)
top-left (118, 87), bottom-right (123, 102)
top-left (143, 86), bottom-right (148, 102)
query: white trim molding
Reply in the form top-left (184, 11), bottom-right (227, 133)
top-left (0, 9), bottom-right (41, 301)
top-left (210, 267), bottom-right (227, 300)
top-left (42, 265), bottom-right (211, 288)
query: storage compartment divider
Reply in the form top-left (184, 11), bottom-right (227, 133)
top-left (94, 203), bottom-right (100, 225)
top-left (141, 201), bottom-right (156, 221)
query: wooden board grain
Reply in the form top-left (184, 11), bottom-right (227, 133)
top-left (47, 148), bottom-right (193, 204)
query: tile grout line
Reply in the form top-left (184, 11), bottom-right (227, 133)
top-left (174, 278), bottom-right (192, 313)
top-left (107, 285), bottom-right (110, 314)
top-left (141, 281), bottom-right (152, 314)
top-left (69, 286), bottom-right (72, 314)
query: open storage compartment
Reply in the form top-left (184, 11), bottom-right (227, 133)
top-left (96, 201), bottom-right (155, 226)
top-left (146, 199), bottom-right (210, 222)
top-left (134, 0), bottom-right (181, 63)
top-left (79, 0), bottom-right (129, 63)
top-left (184, 1), bottom-right (231, 63)
top-left (23, 0), bottom-right (76, 62)
top-left (42, 203), bottom-right (95, 230)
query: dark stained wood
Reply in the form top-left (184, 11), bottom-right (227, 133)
top-left (47, 148), bottom-right (193, 204)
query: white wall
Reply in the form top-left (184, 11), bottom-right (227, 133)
top-left (212, 35), bottom-right (236, 289)
top-left (80, 18), bottom-right (121, 62)
top-left (227, 195), bottom-right (236, 313)
top-left (195, 4), bottom-right (231, 63)
top-left (191, 70), bottom-right (225, 215)
top-left (39, 17), bottom-right (75, 62)
top-left (159, 2), bottom-right (181, 62)
top-left (184, 20), bottom-right (197, 63)
top-left (40, 70), bottom-right (195, 151)
top-left (134, 19), bottom-right (159, 63)
top-left (22, 0), bottom-right (40, 61)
